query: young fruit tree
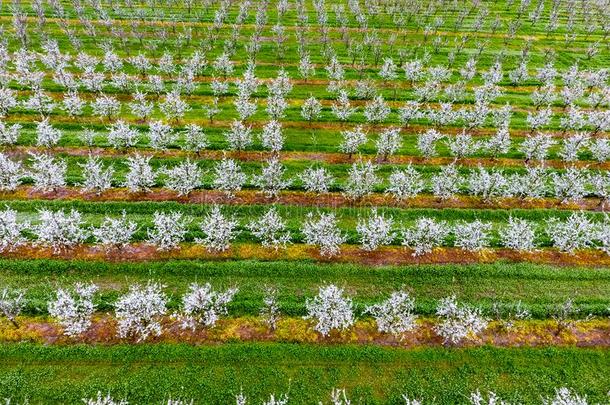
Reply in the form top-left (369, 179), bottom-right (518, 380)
top-left (247, 207), bottom-right (291, 250)
top-left (177, 283), bottom-right (238, 331)
top-left (160, 159), bottom-right (204, 196)
top-left (434, 295), bottom-right (488, 345)
top-left (298, 166), bottom-right (334, 194)
top-left (196, 205), bottom-right (239, 252)
top-left (48, 282), bottom-right (98, 337)
top-left (365, 290), bottom-right (418, 338)
top-left (0, 288), bottom-right (26, 328)
top-left (304, 284), bottom-right (355, 337)
top-left (34, 209), bottom-right (87, 253)
top-left (212, 158), bottom-right (248, 198)
top-left (147, 211), bottom-right (190, 251)
top-left (0, 206), bottom-right (29, 252)
top-left (356, 209), bottom-right (395, 251)
top-left (91, 211), bottom-right (138, 251)
top-left (401, 217), bottom-right (450, 256)
top-left (302, 212), bottom-right (347, 257)
top-left (115, 282), bottom-right (168, 342)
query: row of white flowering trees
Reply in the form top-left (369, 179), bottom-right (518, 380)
top-left (4, 153), bottom-right (610, 204)
top-left (0, 281), bottom-right (517, 344)
top-left (4, 118), bottom-right (610, 164)
top-left (0, 207), bottom-right (608, 256)
top-left (80, 386), bottom-right (597, 405)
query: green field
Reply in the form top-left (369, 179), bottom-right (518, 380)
top-left (0, 0), bottom-right (609, 402)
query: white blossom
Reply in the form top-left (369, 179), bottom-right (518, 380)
top-left (302, 212), bottom-right (346, 257)
top-left (148, 121), bottom-right (178, 150)
top-left (182, 124), bottom-right (209, 153)
top-left (79, 155), bottom-right (114, 195)
top-left (260, 286), bottom-right (280, 330)
top-left (500, 217), bottom-right (537, 251)
top-left (28, 153), bottom-right (67, 192)
top-left (35, 118), bottom-right (62, 148)
top-left (454, 220), bottom-right (492, 251)
top-left (417, 129), bottom-right (444, 158)
top-left (520, 133), bottom-right (556, 161)
top-left (366, 290), bottom-right (418, 337)
top-left (196, 206), bottom-right (239, 252)
top-left (82, 392), bottom-right (127, 405)
top-left (447, 132), bottom-right (477, 159)
top-left (48, 282), bottom-right (98, 337)
top-left (178, 283), bottom-right (238, 330)
top-left (147, 211), bottom-right (190, 251)
top-left (225, 120), bottom-right (253, 151)
top-left (386, 166), bottom-right (424, 201)
top-left (247, 207), bottom-right (291, 250)
top-left (299, 166), bottom-right (334, 194)
top-left (91, 211), bottom-right (138, 250)
top-left (115, 282), bottom-right (168, 342)
top-left (339, 126), bottom-right (367, 157)
top-left (0, 288), bottom-right (26, 328)
top-left (159, 91), bottom-right (190, 121)
top-left (559, 133), bottom-right (589, 162)
top-left (304, 284), bottom-right (354, 336)
top-left (467, 166), bottom-right (508, 201)
top-left (542, 388), bottom-right (589, 405)
top-left (376, 127), bottom-right (402, 160)
top-left (0, 87), bottom-right (17, 117)
top-left (301, 96), bottom-right (322, 123)
top-left (401, 217), bottom-right (450, 256)
top-left (434, 295), bottom-right (488, 345)
top-left (356, 209), bottom-right (395, 251)
top-left (363, 95), bottom-right (391, 124)
top-left (431, 164), bottom-right (461, 200)
top-left (161, 159), bottom-right (203, 196)
top-left (0, 153), bottom-right (25, 191)
top-left (252, 157), bottom-right (292, 198)
top-left (343, 160), bottom-right (379, 199)
top-left (123, 154), bottom-right (156, 193)
top-left (331, 90), bottom-right (356, 122)
top-left (261, 120), bottom-right (284, 152)
top-left (107, 121), bottom-right (140, 149)
top-left (546, 212), bottom-right (596, 253)
top-left (551, 167), bottom-right (589, 203)
top-left (212, 158), bottom-right (247, 198)
top-left (34, 209), bottom-right (87, 253)
top-left (0, 121), bottom-right (21, 146)
top-left (398, 101), bottom-right (422, 127)
top-left (129, 91), bottom-right (154, 121)
top-left (0, 207), bottom-right (29, 252)
top-left (91, 94), bottom-right (121, 120)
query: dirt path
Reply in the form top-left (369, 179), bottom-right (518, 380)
top-left (4, 243), bottom-right (610, 267)
top-left (1, 186), bottom-right (604, 211)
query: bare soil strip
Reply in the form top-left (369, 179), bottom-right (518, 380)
top-left (2, 186), bottom-right (603, 211)
top-left (7, 145), bottom-right (610, 170)
top-left (7, 316), bottom-right (610, 348)
top-left (4, 243), bottom-right (610, 267)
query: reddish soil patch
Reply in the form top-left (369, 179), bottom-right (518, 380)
top-left (7, 317), bottom-right (610, 348)
top-left (4, 244), bottom-right (610, 267)
top-left (7, 145), bottom-right (610, 171)
top-left (1, 186), bottom-right (603, 212)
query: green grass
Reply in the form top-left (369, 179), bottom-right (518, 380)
top-left (0, 343), bottom-right (608, 404)
top-left (4, 259), bottom-right (610, 317)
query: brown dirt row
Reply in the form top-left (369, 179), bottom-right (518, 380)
top-left (5, 113), bottom-right (608, 140)
top-left (5, 316), bottom-right (610, 348)
top-left (4, 243), bottom-right (610, 267)
top-left (1, 186), bottom-right (604, 211)
top-left (6, 145), bottom-right (610, 170)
